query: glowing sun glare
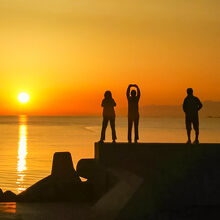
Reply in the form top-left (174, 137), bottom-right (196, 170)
top-left (18, 93), bottom-right (30, 103)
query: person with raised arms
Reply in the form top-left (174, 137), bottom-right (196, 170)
top-left (126, 84), bottom-right (141, 143)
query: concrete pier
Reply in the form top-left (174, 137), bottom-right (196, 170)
top-left (95, 142), bottom-right (220, 220)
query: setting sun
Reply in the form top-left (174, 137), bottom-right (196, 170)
top-left (18, 93), bottom-right (30, 104)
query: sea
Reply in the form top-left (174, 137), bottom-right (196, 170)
top-left (0, 115), bottom-right (220, 194)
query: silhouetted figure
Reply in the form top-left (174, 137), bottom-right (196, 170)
top-left (183, 88), bottom-right (203, 144)
top-left (100, 91), bottom-right (117, 143)
top-left (127, 84), bottom-right (141, 143)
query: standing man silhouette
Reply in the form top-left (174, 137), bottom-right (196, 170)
top-left (100, 91), bottom-right (117, 143)
top-left (183, 88), bottom-right (203, 144)
top-left (127, 84), bottom-right (141, 143)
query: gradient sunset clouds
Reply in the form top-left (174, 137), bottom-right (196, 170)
top-left (0, 0), bottom-right (219, 115)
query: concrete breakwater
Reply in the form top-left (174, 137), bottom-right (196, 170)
top-left (0, 151), bottom-right (114, 203)
top-left (1, 143), bottom-right (220, 219)
top-left (95, 142), bottom-right (220, 219)
top-left (0, 152), bottom-right (91, 202)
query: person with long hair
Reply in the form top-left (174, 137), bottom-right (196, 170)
top-left (99, 91), bottom-right (117, 143)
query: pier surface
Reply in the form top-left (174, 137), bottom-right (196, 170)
top-left (95, 142), bottom-right (220, 220)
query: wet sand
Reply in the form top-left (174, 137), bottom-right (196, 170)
top-left (0, 202), bottom-right (97, 220)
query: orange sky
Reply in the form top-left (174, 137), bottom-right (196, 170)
top-left (0, 0), bottom-right (219, 115)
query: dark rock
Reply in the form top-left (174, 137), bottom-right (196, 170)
top-left (17, 175), bottom-right (91, 202)
top-left (3, 190), bottom-right (17, 202)
top-left (77, 159), bottom-right (117, 201)
top-left (77, 159), bottom-right (105, 180)
top-left (0, 188), bottom-right (4, 202)
top-left (17, 152), bottom-right (92, 202)
top-left (51, 152), bottom-right (81, 183)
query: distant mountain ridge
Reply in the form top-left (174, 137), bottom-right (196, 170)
top-left (119, 101), bottom-right (220, 118)
top-left (141, 101), bottom-right (220, 117)
top-left (140, 105), bottom-right (183, 117)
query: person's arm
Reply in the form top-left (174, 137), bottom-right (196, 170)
top-left (126, 85), bottom-right (132, 99)
top-left (134, 84), bottom-right (140, 99)
top-left (101, 99), bottom-right (105, 107)
top-left (183, 99), bottom-right (187, 113)
top-left (113, 99), bottom-right (116, 107)
top-left (197, 98), bottom-right (203, 111)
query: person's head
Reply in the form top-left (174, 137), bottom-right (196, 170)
top-left (104, 90), bottom-right (112, 99)
top-left (187, 88), bottom-right (193, 95)
top-left (131, 90), bottom-right (136, 97)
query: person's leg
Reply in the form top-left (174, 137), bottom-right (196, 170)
top-left (185, 116), bottom-right (192, 143)
top-left (128, 117), bottom-right (132, 143)
top-left (193, 116), bottom-right (199, 144)
top-left (100, 118), bottom-right (108, 141)
top-left (110, 118), bottom-right (117, 142)
top-left (134, 116), bottom-right (139, 143)
top-left (195, 129), bottom-right (199, 141)
top-left (187, 129), bottom-right (191, 143)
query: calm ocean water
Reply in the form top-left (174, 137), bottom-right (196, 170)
top-left (0, 115), bottom-right (220, 194)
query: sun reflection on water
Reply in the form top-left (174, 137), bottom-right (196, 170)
top-left (0, 203), bottom-right (16, 214)
top-left (16, 115), bottom-right (28, 194)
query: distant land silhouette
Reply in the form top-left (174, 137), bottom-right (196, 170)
top-left (118, 101), bottom-right (220, 118)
